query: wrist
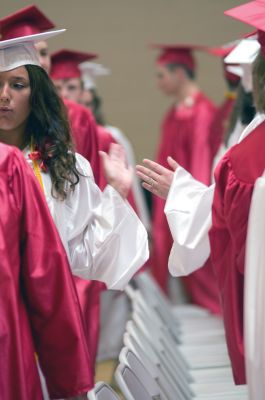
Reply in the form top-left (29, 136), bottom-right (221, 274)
top-left (109, 181), bottom-right (129, 199)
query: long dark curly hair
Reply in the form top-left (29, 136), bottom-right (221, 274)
top-left (25, 65), bottom-right (80, 200)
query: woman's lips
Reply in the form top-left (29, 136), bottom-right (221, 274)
top-left (0, 107), bottom-right (12, 113)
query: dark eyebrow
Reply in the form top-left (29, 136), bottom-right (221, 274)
top-left (11, 76), bottom-right (29, 81)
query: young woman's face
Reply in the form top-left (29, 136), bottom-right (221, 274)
top-left (0, 66), bottom-right (31, 133)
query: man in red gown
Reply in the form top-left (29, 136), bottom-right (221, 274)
top-left (151, 44), bottom-right (219, 312)
top-left (0, 143), bottom-right (92, 399)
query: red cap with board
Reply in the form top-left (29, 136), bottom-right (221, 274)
top-left (50, 49), bottom-right (98, 79)
top-left (151, 43), bottom-right (206, 72)
top-left (0, 5), bottom-right (55, 40)
top-left (225, 1), bottom-right (265, 54)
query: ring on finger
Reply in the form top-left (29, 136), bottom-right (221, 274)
top-left (149, 177), bottom-right (155, 187)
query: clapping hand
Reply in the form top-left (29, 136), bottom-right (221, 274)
top-left (136, 156), bottom-right (178, 199)
top-left (99, 143), bottom-right (133, 199)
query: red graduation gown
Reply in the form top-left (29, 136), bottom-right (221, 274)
top-left (0, 144), bottom-right (92, 399)
top-left (63, 98), bottom-right (101, 185)
top-left (152, 93), bottom-right (220, 313)
top-left (209, 120), bottom-right (265, 384)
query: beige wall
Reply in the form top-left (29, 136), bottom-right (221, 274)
top-left (1, 1), bottom-right (250, 162)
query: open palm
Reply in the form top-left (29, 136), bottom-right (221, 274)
top-left (99, 143), bottom-right (133, 199)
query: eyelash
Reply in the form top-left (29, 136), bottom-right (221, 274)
top-left (12, 83), bottom-right (26, 90)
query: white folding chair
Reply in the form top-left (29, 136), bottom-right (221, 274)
top-left (130, 272), bottom-right (249, 398)
top-left (119, 347), bottom-right (164, 399)
top-left (123, 331), bottom-right (175, 400)
top-left (190, 381), bottom-right (248, 397)
top-left (125, 322), bottom-right (178, 399)
top-left (115, 363), bottom-right (154, 400)
top-left (90, 382), bottom-right (121, 400)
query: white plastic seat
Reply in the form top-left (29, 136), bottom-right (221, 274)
top-left (125, 322), bottom-right (185, 399)
top-left (189, 366), bottom-right (234, 384)
top-left (115, 363), bottom-right (154, 400)
top-left (191, 381), bottom-right (248, 396)
top-left (123, 331), bottom-right (177, 400)
top-left (119, 347), bottom-right (164, 399)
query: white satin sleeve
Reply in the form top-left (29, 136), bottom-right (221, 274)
top-left (65, 154), bottom-right (149, 290)
top-left (245, 171), bottom-right (265, 398)
top-left (164, 166), bottom-right (214, 277)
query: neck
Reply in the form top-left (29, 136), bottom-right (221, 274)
top-left (0, 124), bottom-right (27, 150)
top-left (174, 80), bottom-right (199, 104)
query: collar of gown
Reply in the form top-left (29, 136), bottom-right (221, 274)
top-left (238, 113), bottom-right (265, 143)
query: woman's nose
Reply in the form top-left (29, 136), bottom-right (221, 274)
top-left (0, 84), bottom-right (11, 103)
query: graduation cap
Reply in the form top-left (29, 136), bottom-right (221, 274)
top-left (79, 62), bottom-right (110, 90)
top-left (0, 5), bottom-right (55, 40)
top-left (50, 49), bottom-right (98, 80)
top-left (206, 40), bottom-right (241, 84)
top-left (224, 38), bottom-right (260, 65)
top-left (0, 30), bottom-right (65, 72)
top-left (224, 1), bottom-right (265, 54)
top-left (224, 37), bottom-right (259, 93)
top-left (150, 43), bottom-right (206, 72)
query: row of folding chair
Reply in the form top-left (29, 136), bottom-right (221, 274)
top-left (113, 271), bottom-right (248, 399)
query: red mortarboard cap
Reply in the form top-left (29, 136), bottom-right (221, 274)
top-left (50, 49), bottom-right (98, 80)
top-left (151, 43), bottom-right (206, 72)
top-left (0, 5), bottom-right (55, 40)
top-left (224, 1), bottom-right (265, 54)
top-left (224, 1), bottom-right (265, 32)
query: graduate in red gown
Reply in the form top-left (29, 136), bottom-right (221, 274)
top-left (205, 1), bottom-right (265, 384)
top-left (0, 6), bottom-right (101, 379)
top-left (150, 44), bottom-right (217, 303)
top-left (0, 143), bottom-right (92, 399)
top-left (0, 5), bottom-right (101, 185)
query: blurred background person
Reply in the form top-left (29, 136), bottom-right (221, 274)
top-left (149, 43), bottom-right (221, 314)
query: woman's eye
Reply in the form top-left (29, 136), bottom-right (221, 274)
top-left (12, 83), bottom-right (25, 89)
